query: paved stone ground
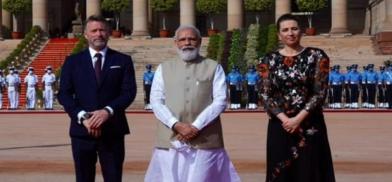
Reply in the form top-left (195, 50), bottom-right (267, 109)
top-left (0, 112), bottom-right (391, 182)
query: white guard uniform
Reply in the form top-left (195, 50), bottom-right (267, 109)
top-left (24, 73), bottom-right (38, 109)
top-left (42, 72), bottom-right (56, 109)
top-left (6, 73), bottom-right (20, 109)
top-left (0, 74), bottom-right (5, 109)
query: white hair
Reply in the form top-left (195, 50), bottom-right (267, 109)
top-left (174, 25), bottom-right (202, 40)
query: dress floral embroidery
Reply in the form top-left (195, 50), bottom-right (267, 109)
top-left (259, 47), bottom-right (329, 116)
top-left (259, 47), bottom-right (335, 182)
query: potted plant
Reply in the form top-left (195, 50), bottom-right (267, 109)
top-left (244, 0), bottom-right (273, 24)
top-left (296, 0), bottom-right (327, 36)
top-left (196, 0), bottom-right (226, 36)
top-left (101, 0), bottom-right (129, 38)
top-left (151, 0), bottom-right (177, 37)
top-left (2, 0), bottom-right (32, 39)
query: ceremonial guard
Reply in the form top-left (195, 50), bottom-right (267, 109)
top-left (41, 66), bottom-right (56, 109)
top-left (327, 67), bottom-right (334, 108)
top-left (6, 67), bottom-right (20, 109)
top-left (143, 64), bottom-right (154, 110)
top-left (227, 65), bottom-right (243, 109)
top-left (361, 66), bottom-right (369, 108)
top-left (0, 70), bottom-right (5, 109)
top-left (343, 65), bottom-right (352, 108)
top-left (385, 64), bottom-right (392, 109)
top-left (244, 65), bottom-right (260, 109)
top-left (346, 64), bottom-right (362, 108)
top-left (377, 66), bottom-right (387, 108)
top-left (365, 64), bottom-right (378, 108)
top-left (329, 65), bottom-right (344, 108)
top-left (24, 67), bottom-right (38, 109)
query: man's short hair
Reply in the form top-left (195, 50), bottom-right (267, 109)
top-left (85, 15), bottom-right (110, 31)
top-left (174, 25), bottom-right (201, 40)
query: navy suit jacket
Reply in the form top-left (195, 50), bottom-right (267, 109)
top-left (58, 48), bottom-right (136, 138)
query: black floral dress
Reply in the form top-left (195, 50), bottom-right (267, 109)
top-left (258, 47), bottom-right (335, 182)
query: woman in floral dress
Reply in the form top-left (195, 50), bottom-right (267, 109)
top-left (258, 14), bottom-right (335, 182)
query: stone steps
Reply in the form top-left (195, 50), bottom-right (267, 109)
top-left (301, 35), bottom-right (391, 68)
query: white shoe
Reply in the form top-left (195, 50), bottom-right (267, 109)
top-left (336, 103), bottom-right (342, 109)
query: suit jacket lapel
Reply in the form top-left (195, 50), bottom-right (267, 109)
top-left (100, 48), bottom-right (114, 86)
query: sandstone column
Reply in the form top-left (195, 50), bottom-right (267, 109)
top-left (275, 0), bottom-right (291, 22)
top-left (329, 0), bottom-right (350, 34)
top-left (2, 0), bottom-right (12, 30)
top-left (0, 1), bottom-right (3, 39)
top-left (381, 0), bottom-right (392, 31)
top-left (86, 0), bottom-right (101, 18)
top-left (32, 0), bottom-right (48, 32)
top-left (180, 0), bottom-right (195, 26)
top-left (376, 0), bottom-right (392, 54)
top-left (132, 0), bottom-right (149, 36)
top-left (227, 0), bottom-right (243, 30)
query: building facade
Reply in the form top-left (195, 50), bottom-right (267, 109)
top-left (0, 0), bottom-right (391, 39)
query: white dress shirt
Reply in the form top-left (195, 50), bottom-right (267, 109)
top-left (150, 63), bottom-right (227, 130)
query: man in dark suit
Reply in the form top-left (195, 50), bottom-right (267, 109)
top-left (58, 15), bottom-right (136, 182)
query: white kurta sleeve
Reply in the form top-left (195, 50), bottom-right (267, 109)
top-left (192, 65), bottom-right (227, 130)
top-left (150, 65), bottom-right (179, 128)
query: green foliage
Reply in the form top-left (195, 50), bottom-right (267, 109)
top-left (296, 0), bottom-right (327, 12)
top-left (206, 34), bottom-right (221, 60)
top-left (1, 25), bottom-right (11, 38)
top-left (244, 24), bottom-right (260, 66)
top-left (2, 0), bottom-right (32, 15)
top-left (265, 24), bottom-right (278, 53)
top-left (196, 0), bottom-right (227, 15)
top-left (151, 0), bottom-right (177, 12)
top-left (101, 0), bottom-right (129, 14)
top-left (228, 29), bottom-right (247, 73)
top-left (216, 32), bottom-right (226, 63)
top-left (71, 36), bottom-right (88, 55)
top-left (0, 26), bottom-right (42, 71)
top-left (258, 25), bottom-right (268, 57)
top-left (244, 0), bottom-right (273, 11)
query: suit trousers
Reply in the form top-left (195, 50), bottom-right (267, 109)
top-left (71, 136), bottom-right (125, 182)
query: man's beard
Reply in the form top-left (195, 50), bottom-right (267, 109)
top-left (177, 46), bottom-right (200, 62)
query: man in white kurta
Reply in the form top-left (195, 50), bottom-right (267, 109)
top-left (24, 67), bottom-right (38, 109)
top-left (6, 68), bottom-right (20, 109)
top-left (41, 66), bottom-right (56, 109)
top-left (145, 25), bottom-right (240, 182)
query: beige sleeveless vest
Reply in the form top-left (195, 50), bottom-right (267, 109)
top-left (156, 56), bottom-right (224, 149)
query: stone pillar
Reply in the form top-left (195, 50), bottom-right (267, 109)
top-left (275, 0), bottom-right (291, 22)
top-left (329, 0), bottom-right (350, 34)
top-left (132, 0), bottom-right (150, 37)
top-left (381, 0), bottom-right (392, 31)
top-left (86, 0), bottom-right (101, 18)
top-left (32, 0), bottom-right (48, 32)
top-left (376, 0), bottom-right (392, 54)
top-left (2, 0), bottom-right (12, 30)
top-left (227, 0), bottom-right (243, 30)
top-left (180, 0), bottom-right (195, 26)
top-left (0, 1), bottom-right (3, 40)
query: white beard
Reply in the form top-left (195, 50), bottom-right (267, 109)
top-left (177, 47), bottom-right (200, 62)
